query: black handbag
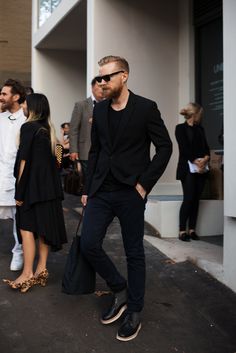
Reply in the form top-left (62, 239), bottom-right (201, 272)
top-left (62, 210), bottom-right (96, 295)
top-left (64, 161), bottom-right (83, 196)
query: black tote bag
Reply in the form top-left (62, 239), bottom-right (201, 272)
top-left (62, 210), bottom-right (96, 295)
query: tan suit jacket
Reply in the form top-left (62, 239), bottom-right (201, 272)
top-left (69, 97), bottom-right (93, 160)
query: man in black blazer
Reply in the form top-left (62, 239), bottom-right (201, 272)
top-left (81, 55), bottom-right (172, 341)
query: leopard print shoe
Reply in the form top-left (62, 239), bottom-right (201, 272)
top-left (20, 277), bottom-right (38, 293)
top-left (2, 279), bottom-right (22, 289)
top-left (35, 269), bottom-right (49, 287)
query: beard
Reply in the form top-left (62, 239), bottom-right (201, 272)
top-left (0, 101), bottom-right (8, 110)
top-left (0, 100), bottom-right (13, 112)
top-left (102, 85), bottom-right (123, 99)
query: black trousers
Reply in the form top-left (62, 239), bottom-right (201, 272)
top-left (81, 188), bottom-right (146, 312)
top-left (179, 172), bottom-right (207, 231)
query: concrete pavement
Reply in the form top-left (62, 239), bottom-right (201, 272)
top-left (0, 193), bottom-right (236, 353)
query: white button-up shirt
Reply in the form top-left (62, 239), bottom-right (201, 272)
top-left (0, 108), bottom-right (26, 206)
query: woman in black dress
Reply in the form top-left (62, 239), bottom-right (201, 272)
top-left (3, 93), bottom-right (67, 292)
top-left (175, 103), bottom-right (210, 241)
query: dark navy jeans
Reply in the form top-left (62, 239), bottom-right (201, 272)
top-left (81, 188), bottom-right (146, 312)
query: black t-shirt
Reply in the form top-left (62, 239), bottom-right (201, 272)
top-left (99, 106), bottom-right (130, 192)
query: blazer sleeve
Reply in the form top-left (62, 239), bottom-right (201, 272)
top-left (138, 102), bottom-right (172, 192)
top-left (15, 123), bottom-right (36, 201)
top-left (69, 102), bottom-right (83, 154)
top-left (83, 111), bottom-right (101, 194)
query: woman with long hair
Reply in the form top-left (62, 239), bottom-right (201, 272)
top-left (175, 103), bottom-right (210, 241)
top-left (3, 93), bottom-right (67, 292)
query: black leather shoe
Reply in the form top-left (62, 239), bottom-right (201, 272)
top-left (116, 312), bottom-right (141, 341)
top-left (100, 289), bottom-right (127, 325)
top-left (190, 232), bottom-right (200, 240)
top-left (179, 232), bottom-right (190, 241)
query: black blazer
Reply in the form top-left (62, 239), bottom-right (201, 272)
top-left (84, 91), bottom-right (172, 196)
top-left (175, 122), bottom-right (210, 180)
top-left (14, 121), bottom-right (63, 206)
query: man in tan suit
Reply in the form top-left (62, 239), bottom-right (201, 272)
top-left (69, 78), bottom-right (104, 177)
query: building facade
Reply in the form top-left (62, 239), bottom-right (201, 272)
top-left (0, 1), bottom-right (32, 85)
top-left (31, 0), bottom-right (236, 293)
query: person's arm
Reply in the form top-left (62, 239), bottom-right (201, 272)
top-left (194, 127), bottom-right (210, 171)
top-left (18, 160), bottom-right (26, 182)
top-left (15, 160), bottom-right (26, 206)
top-left (138, 102), bottom-right (172, 194)
top-left (69, 102), bottom-right (83, 160)
top-left (81, 110), bottom-right (101, 206)
top-left (14, 123), bottom-right (35, 203)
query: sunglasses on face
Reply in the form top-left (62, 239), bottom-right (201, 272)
top-left (95, 70), bottom-right (125, 83)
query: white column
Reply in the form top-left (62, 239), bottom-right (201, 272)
top-left (87, 0), bottom-right (95, 96)
top-left (223, 0), bottom-right (236, 292)
top-left (178, 0), bottom-right (195, 118)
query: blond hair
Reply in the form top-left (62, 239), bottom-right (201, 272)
top-left (98, 55), bottom-right (130, 73)
top-left (180, 102), bottom-right (203, 121)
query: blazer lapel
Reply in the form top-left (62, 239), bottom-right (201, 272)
top-left (112, 91), bottom-right (136, 151)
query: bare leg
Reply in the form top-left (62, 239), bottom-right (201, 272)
top-left (14, 230), bottom-right (35, 284)
top-left (34, 237), bottom-right (49, 276)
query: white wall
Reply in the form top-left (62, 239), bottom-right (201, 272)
top-left (223, 217), bottom-right (236, 292)
top-left (223, 0), bottom-right (236, 292)
top-left (32, 48), bottom-right (86, 134)
top-left (31, 0), bottom-right (86, 134)
top-left (178, 0), bottom-right (195, 114)
top-left (90, 0), bottom-right (180, 187)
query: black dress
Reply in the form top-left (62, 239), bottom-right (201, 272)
top-left (14, 121), bottom-right (67, 251)
top-left (175, 122), bottom-right (210, 180)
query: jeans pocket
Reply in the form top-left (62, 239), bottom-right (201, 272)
top-left (134, 187), bottom-right (146, 203)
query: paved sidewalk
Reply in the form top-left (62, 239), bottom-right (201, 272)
top-left (0, 193), bottom-right (236, 353)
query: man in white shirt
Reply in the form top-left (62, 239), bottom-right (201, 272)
top-left (0, 79), bottom-right (26, 271)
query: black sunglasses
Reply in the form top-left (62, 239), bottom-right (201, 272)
top-left (95, 70), bottom-right (125, 83)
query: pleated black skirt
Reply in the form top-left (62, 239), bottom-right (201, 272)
top-left (16, 199), bottom-right (67, 251)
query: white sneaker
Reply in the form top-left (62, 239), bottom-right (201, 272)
top-left (10, 254), bottom-right (23, 271)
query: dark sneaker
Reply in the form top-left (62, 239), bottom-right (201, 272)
top-left (116, 312), bottom-right (141, 341)
top-left (190, 232), bottom-right (200, 240)
top-left (178, 232), bottom-right (190, 241)
top-left (100, 289), bottom-right (127, 325)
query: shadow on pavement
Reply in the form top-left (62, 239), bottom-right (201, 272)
top-left (0, 193), bottom-right (236, 353)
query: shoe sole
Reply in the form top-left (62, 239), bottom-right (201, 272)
top-left (100, 304), bottom-right (127, 325)
top-left (116, 323), bottom-right (142, 342)
top-left (10, 267), bottom-right (23, 271)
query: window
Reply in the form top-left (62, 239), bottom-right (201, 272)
top-left (38, 0), bottom-right (62, 27)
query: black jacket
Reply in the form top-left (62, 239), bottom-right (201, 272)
top-left (84, 91), bottom-right (172, 196)
top-left (175, 122), bottom-right (210, 180)
top-left (14, 121), bottom-right (63, 207)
